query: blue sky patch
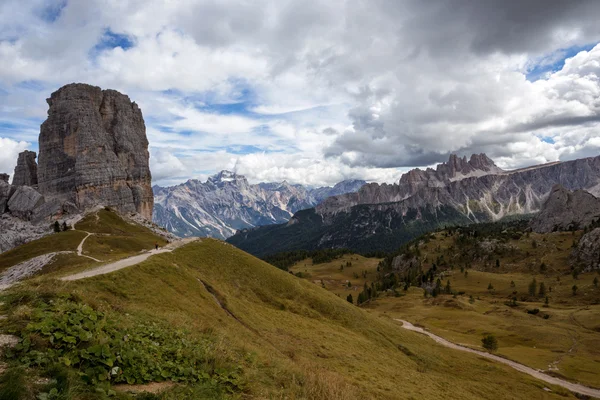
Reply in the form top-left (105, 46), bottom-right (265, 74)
top-left (93, 29), bottom-right (135, 54)
top-left (540, 136), bottom-right (555, 144)
top-left (39, 0), bottom-right (67, 23)
top-left (526, 43), bottom-right (596, 81)
top-left (16, 80), bottom-right (46, 91)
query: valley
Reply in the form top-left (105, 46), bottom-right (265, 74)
top-left (0, 212), bottom-right (593, 399)
top-left (287, 222), bottom-right (600, 395)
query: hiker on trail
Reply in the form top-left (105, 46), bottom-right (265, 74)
top-left (155, 242), bottom-right (159, 250)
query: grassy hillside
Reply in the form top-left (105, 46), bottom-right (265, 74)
top-left (289, 254), bottom-right (382, 303)
top-left (0, 209), bottom-right (168, 278)
top-left (288, 222), bottom-right (600, 389)
top-left (0, 238), bottom-right (579, 399)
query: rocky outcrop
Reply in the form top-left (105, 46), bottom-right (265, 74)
top-left (12, 150), bottom-right (38, 187)
top-left (572, 228), bottom-right (600, 271)
top-left (37, 83), bottom-right (153, 219)
top-left (0, 173), bottom-right (9, 183)
top-left (153, 171), bottom-right (365, 239)
top-left (531, 185), bottom-right (600, 232)
top-left (0, 180), bottom-right (13, 214)
top-left (0, 214), bottom-right (50, 253)
top-left (7, 186), bottom-right (45, 220)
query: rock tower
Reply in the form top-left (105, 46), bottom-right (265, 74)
top-left (12, 150), bottom-right (38, 186)
top-left (37, 83), bottom-right (153, 219)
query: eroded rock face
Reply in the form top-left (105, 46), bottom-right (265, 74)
top-left (0, 173), bottom-right (9, 183)
top-left (572, 228), bottom-right (600, 271)
top-left (37, 83), bottom-right (153, 219)
top-left (12, 150), bottom-right (38, 187)
top-left (0, 180), bottom-right (12, 213)
top-left (7, 186), bottom-right (45, 220)
top-left (530, 185), bottom-right (600, 232)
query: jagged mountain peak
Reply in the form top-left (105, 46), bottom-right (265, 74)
top-left (153, 175), bottom-right (365, 239)
top-left (208, 170), bottom-right (247, 184)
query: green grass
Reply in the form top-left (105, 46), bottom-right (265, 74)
top-left (289, 254), bottom-right (382, 302)
top-left (78, 209), bottom-right (167, 261)
top-left (0, 231), bottom-right (86, 272)
top-left (1, 239), bottom-right (581, 399)
top-left (289, 228), bottom-right (600, 389)
top-left (0, 209), bottom-right (168, 280)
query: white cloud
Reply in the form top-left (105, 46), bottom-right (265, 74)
top-left (1, 0), bottom-right (600, 187)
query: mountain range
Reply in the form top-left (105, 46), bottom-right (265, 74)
top-left (227, 153), bottom-right (600, 256)
top-left (152, 171), bottom-right (365, 239)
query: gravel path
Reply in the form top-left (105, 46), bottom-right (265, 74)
top-left (76, 231), bottom-right (103, 262)
top-left (395, 319), bottom-right (600, 399)
top-left (61, 238), bottom-right (198, 281)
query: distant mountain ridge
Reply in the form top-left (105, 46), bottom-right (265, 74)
top-left (153, 171), bottom-right (365, 239)
top-left (228, 154), bottom-right (600, 257)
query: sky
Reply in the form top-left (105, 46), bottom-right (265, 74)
top-left (1, 0), bottom-right (600, 187)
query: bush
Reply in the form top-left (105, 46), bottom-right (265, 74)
top-left (7, 299), bottom-right (244, 392)
top-left (526, 308), bottom-right (540, 315)
top-left (481, 334), bottom-right (498, 352)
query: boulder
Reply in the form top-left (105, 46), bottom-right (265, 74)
top-left (37, 83), bottom-right (153, 219)
top-left (12, 150), bottom-right (38, 186)
top-left (7, 186), bottom-right (45, 220)
top-left (31, 198), bottom-right (63, 223)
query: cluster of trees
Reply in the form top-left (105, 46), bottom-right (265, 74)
top-left (53, 221), bottom-right (70, 233)
top-left (356, 282), bottom-right (379, 305)
top-left (263, 248), bottom-right (354, 270)
top-left (528, 278), bottom-right (547, 298)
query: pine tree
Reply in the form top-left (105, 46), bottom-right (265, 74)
top-left (538, 282), bottom-right (546, 298)
top-left (528, 278), bottom-right (537, 297)
top-left (53, 221), bottom-right (61, 233)
top-left (487, 282), bottom-right (494, 291)
top-left (495, 259), bottom-right (500, 268)
top-left (572, 269), bottom-right (579, 280)
top-left (572, 285), bottom-right (578, 296)
top-left (544, 296), bottom-right (549, 306)
top-left (594, 277), bottom-right (598, 287)
top-left (346, 294), bottom-right (353, 304)
top-left (62, 221), bottom-right (69, 231)
top-left (445, 279), bottom-right (451, 294)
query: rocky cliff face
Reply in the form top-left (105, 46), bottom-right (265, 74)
top-left (37, 83), bottom-right (153, 219)
top-left (572, 228), bottom-right (600, 271)
top-left (0, 83), bottom-right (155, 254)
top-left (153, 171), bottom-right (365, 239)
top-left (12, 150), bottom-right (38, 187)
top-left (228, 154), bottom-right (600, 256)
top-left (317, 153), bottom-right (504, 214)
top-left (530, 185), bottom-right (600, 232)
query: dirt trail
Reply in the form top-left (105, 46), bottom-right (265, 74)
top-left (61, 238), bottom-right (198, 281)
top-left (76, 232), bottom-right (102, 262)
top-left (395, 319), bottom-right (600, 399)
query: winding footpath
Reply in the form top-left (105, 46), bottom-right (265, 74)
top-left (395, 319), bottom-right (600, 399)
top-left (61, 238), bottom-right (198, 281)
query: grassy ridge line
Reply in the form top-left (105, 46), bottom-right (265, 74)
top-left (31, 239), bottom-right (574, 399)
top-left (0, 209), bottom-right (167, 277)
